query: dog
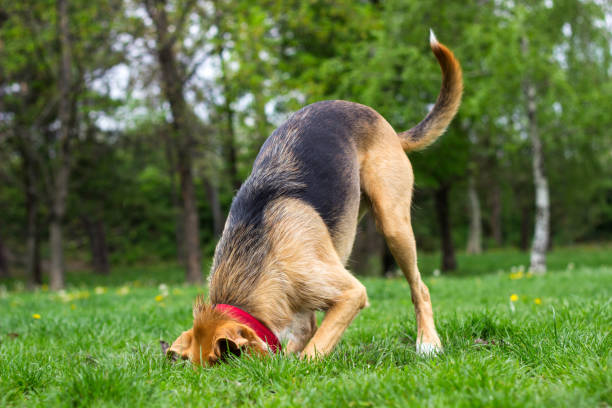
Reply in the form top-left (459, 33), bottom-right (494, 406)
top-left (167, 30), bottom-right (462, 366)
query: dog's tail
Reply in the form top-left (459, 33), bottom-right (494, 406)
top-left (399, 30), bottom-right (463, 152)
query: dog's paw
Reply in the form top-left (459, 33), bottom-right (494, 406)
top-left (416, 342), bottom-right (442, 356)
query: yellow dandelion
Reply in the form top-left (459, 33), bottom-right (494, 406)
top-left (534, 298), bottom-right (542, 305)
top-left (155, 294), bottom-right (164, 302)
top-left (510, 294), bottom-right (519, 302)
top-left (32, 313), bottom-right (41, 319)
top-left (70, 304), bottom-right (77, 310)
top-left (509, 271), bottom-right (524, 280)
top-left (78, 290), bottom-right (90, 299)
top-left (41, 284), bottom-right (49, 292)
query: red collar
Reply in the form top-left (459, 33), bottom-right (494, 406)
top-left (214, 304), bottom-right (281, 353)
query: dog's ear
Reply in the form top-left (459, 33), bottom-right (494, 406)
top-left (167, 329), bottom-right (194, 362)
top-left (212, 322), bottom-right (268, 362)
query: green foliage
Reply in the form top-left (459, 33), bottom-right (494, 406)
top-left (0, 0), bottom-right (610, 275)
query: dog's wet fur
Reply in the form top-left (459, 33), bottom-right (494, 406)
top-left (168, 32), bottom-right (463, 366)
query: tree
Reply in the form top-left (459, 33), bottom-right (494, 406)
top-left (143, 0), bottom-right (205, 283)
top-left (351, 213), bottom-right (387, 276)
top-left (48, 0), bottom-right (74, 289)
top-left (1, 0), bottom-right (127, 287)
top-left (466, 168), bottom-right (482, 254)
top-left (522, 37), bottom-right (549, 273)
top-left (1, 1), bottom-right (55, 285)
top-left (70, 132), bottom-right (115, 275)
top-left (510, 0), bottom-right (612, 272)
top-left (0, 230), bottom-right (8, 278)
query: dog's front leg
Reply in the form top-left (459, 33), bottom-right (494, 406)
top-left (301, 272), bottom-right (368, 358)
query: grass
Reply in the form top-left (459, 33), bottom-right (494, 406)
top-left (1, 247), bottom-right (611, 407)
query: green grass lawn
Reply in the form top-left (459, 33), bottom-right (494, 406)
top-left (1, 249), bottom-right (611, 407)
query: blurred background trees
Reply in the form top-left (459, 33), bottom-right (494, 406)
top-left (0, 0), bottom-right (610, 288)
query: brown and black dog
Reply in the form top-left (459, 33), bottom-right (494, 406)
top-left (168, 31), bottom-right (462, 366)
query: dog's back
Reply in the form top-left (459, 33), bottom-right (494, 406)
top-left (234, 100), bottom-right (379, 238)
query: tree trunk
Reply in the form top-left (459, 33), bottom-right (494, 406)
top-left (16, 130), bottom-right (43, 286)
top-left (466, 174), bottom-right (482, 254)
top-left (50, 0), bottom-right (73, 290)
top-left (222, 98), bottom-right (240, 192)
top-left (215, 11), bottom-right (241, 192)
top-left (34, 232), bottom-right (42, 285)
top-left (522, 38), bottom-right (549, 274)
top-left (526, 83), bottom-right (549, 273)
top-left (382, 244), bottom-right (396, 277)
top-left (519, 204), bottom-right (530, 251)
top-left (25, 165), bottom-right (42, 286)
top-left (179, 161), bottom-right (202, 283)
top-left (83, 217), bottom-right (109, 275)
top-left (253, 91), bottom-right (269, 146)
top-left (0, 231), bottom-right (8, 278)
top-left (174, 204), bottom-right (186, 266)
top-left (161, 127), bottom-right (186, 266)
top-left (434, 184), bottom-right (457, 271)
top-left (146, 0), bottom-right (202, 283)
top-left (49, 217), bottom-right (65, 289)
top-left (488, 182), bottom-right (502, 246)
top-left (204, 177), bottom-right (225, 238)
top-left (351, 213), bottom-right (384, 276)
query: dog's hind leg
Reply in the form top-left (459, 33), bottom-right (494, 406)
top-left (283, 311), bottom-right (318, 354)
top-left (360, 134), bottom-right (442, 355)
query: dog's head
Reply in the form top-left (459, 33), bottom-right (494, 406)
top-left (167, 299), bottom-right (268, 366)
